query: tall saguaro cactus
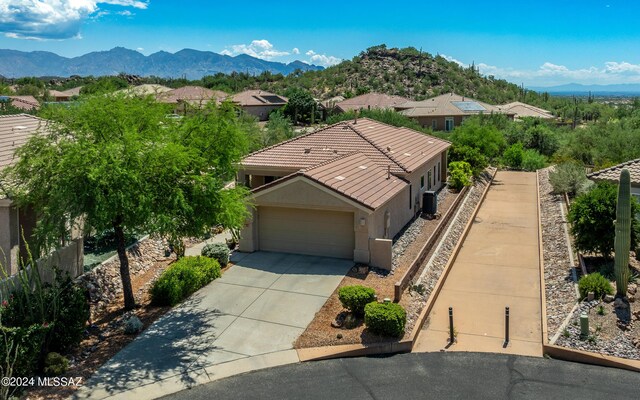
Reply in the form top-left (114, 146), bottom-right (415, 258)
top-left (614, 169), bottom-right (631, 297)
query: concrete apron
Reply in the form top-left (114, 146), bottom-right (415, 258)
top-left (74, 251), bottom-right (353, 400)
top-left (414, 171), bottom-right (543, 357)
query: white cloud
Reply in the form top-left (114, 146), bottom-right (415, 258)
top-left (117, 10), bottom-right (133, 16)
top-left (472, 60), bottom-right (640, 86)
top-left (305, 50), bottom-right (341, 67)
top-left (221, 39), bottom-right (290, 60)
top-left (292, 47), bottom-right (300, 55)
top-left (0, 0), bottom-right (148, 40)
top-left (136, 47), bottom-right (143, 52)
top-left (442, 54), bottom-right (464, 67)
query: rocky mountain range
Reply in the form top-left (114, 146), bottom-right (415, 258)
top-left (0, 47), bottom-right (323, 79)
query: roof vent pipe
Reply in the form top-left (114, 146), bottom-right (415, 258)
top-left (354, 110), bottom-right (358, 124)
top-left (387, 165), bottom-right (391, 180)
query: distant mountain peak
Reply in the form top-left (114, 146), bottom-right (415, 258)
top-left (0, 47), bottom-right (323, 79)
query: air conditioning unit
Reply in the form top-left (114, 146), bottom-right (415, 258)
top-left (422, 191), bottom-right (438, 215)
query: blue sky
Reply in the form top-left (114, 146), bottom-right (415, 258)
top-left (0, 0), bottom-right (639, 86)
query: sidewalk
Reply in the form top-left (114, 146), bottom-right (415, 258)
top-left (414, 171), bottom-right (543, 356)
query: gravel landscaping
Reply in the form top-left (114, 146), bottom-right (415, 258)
top-left (538, 167), bottom-right (579, 341)
top-left (539, 167), bottom-right (640, 361)
top-left (401, 169), bottom-right (495, 334)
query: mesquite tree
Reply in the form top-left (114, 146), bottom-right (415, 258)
top-left (2, 95), bottom-right (250, 310)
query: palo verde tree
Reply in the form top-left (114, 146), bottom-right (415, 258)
top-left (2, 95), bottom-right (250, 310)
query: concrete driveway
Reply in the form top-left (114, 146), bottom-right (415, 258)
top-left (75, 252), bottom-right (353, 400)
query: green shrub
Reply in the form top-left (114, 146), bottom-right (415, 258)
top-left (44, 352), bottom-right (69, 376)
top-left (521, 149), bottom-right (547, 171)
top-left (448, 145), bottom-right (487, 177)
top-left (0, 324), bottom-right (50, 377)
top-left (502, 143), bottom-right (524, 169)
top-left (1, 274), bottom-right (89, 354)
top-left (448, 161), bottom-right (473, 191)
top-left (578, 272), bottom-right (613, 299)
top-left (568, 182), bottom-right (640, 257)
top-left (549, 161), bottom-right (592, 196)
top-left (201, 242), bottom-right (230, 267)
top-left (150, 256), bottom-right (221, 306)
top-left (338, 285), bottom-right (376, 316)
top-left (364, 302), bottom-right (406, 337)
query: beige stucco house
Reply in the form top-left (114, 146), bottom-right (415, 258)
top-left (0, 114), bottom-right (44, 275)
top-left (237, 118), bottom-right (450, 268)
top-left (498, 101), bottom-right (555, 120)
top-left (230, 90), bottom-right (288, 121)
top-left (395, 92), bottom-right (515, 131)
top-left (333, 93), bottom-right (410, 113)
top-left (157, 86), bottom-right (228, 114)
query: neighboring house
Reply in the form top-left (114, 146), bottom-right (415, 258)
top-left (320, 95), bottom-right (345, 111)
top-left (0, 114), bottom-right (84, 278)
top-left (119, 84), bottom-right (173, 97)
top-left (333, 93), bottom-right (410, 113)
top-left (588, 158), bottom-right (640, 200)
top-left (0, 114), bottom-right (45, 275)
top-left (230, 90), bottom-right (288, 121)
top-left (1, 96), bottom-right (40, 111)
top-left (499, 101), bottom-right (555, 120)
top-left (157, 86), bottom-right (228, 114)
top-left (238, 118), bottom-right (450, 267)
top-left (49, 87), bottom-right (82, 102)
top-left (395, 92), bottom-right (515, 131)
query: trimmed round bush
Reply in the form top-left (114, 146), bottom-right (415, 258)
top-left (338, 285), bottom-right (376, 316)
top-left (201, 242), bottom-right (230, 267)
top-left (44, 352), bottom-right (69, 376)
top-left (578, 272), bottom-right (614, 299)
top-left (151, 256), bottom-right (221, 306)
top-left (364, 302), bottom-right (406, 337)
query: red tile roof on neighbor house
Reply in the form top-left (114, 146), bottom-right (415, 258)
top-left (396, 92), bottom-right (514, 118)
top-left (7, 96), bottom-right (40, 111)
top-left (241, 117), bottom-right (450, 175)
top-left (588, 158), bottom-right (640, 186)
top-left (334, 93), bottom-right (411, 112)
top-left (49, 87), bottom-right (82, 99)
top-left (253, 152), bottom-right (408, 210)
top-left (498, 102), bottom-right (555, 119)
top-left (0, 114), bottom-right (49, 171)
top-left (230, 90), bottom-right (288, 107)
top-left (158, 86), bottom-right (228, 105)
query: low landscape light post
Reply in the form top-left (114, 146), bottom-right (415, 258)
top-left (449, 307), bottom-right (455, 344)
top-left (503, 306), bottom-right (510, 348)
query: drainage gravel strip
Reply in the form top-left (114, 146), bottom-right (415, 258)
top-left (538, 167), bottom-right (579, 341)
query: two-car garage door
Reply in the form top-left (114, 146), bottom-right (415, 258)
top-left (258, 206), bottom-right (355, 259)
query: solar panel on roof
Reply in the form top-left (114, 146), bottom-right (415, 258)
top-left (452, 101), bottom-right (486, 112)
top-left (260, 95), bottom-right (285, 104)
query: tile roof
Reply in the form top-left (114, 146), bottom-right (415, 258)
top-left (499, 102), bottom-right (554, 119)
top-left (0, 114), bottom-right (49, 171)
top-left (119, 84), bottom-right (173, 97)
top-left (395, 92), bottom-right (513, 118)
top-left (49, 87), bottom-right (82, 98)
top-left (588, 158), bottom-right (640, 185)
top-left (230, 90), bottom-right (288, 107)
top-left (334, 93), bottom-right (411, 112)
top-left (7, 96), bottom-right (40, 111)
top-left (158, 86), bottom-right (228, 105)
top-left (241, 117), bottom-right (450, 174)
top-left (253, 152), bottom-right (408, 210)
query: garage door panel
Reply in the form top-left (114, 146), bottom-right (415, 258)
top-left (259, 207), bottom-right (354, 259)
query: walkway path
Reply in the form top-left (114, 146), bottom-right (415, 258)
top-left (414, 171), bottom-right (543, 356)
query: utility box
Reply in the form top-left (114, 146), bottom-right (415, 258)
top-left (422, 191), bottom-right (438, 215)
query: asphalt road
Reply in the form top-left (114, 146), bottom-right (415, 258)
top-left (161, 352), bottom-right (640, 400)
